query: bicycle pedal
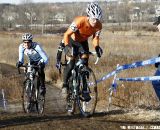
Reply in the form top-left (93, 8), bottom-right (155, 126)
top-left (67, 106), bottom-right (73, 111)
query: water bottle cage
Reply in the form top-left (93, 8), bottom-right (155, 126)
top-left (79, 66), bottom-right (87, 75)
top-left (72, 69), bottom-right (79, 95)
top-left (73, 80), bottom-right (77, 94)
top-left (78, 64), bottom-right (84, 69)
top-left (25, 73), bottom-right (30, 79)
top-left (29, 72), bottom-right (35, 80)
top-left (25, 67), bottom-right (37, 80)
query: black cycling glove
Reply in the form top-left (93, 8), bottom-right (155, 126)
top-left (16, 61), bottom-right (23, 68)
top-left (95, 46), bottom-right (103, 58)
top-left (38, 61), bottom-right (45, 69)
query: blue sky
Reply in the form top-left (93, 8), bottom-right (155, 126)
top-left (0, 0), bottom-right (98, 4)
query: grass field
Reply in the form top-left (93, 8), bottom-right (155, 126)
top-left (0, 30), bottom-right (160, 109)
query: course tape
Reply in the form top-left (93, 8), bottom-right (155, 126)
top-left (96, 57), bottom-right (160, 83)
top-left (99, 56), bottom-right (160, 110)
top-left (117, 76), bottom-right (160, 81)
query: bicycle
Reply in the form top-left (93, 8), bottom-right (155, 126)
top-left (61, 52), bottom-right (99, 117)
top-left (18, 64), bottom-right (45, 114)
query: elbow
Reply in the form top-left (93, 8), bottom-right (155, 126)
top-left (45, 57), bottom-right (49, 65)
top-left (64, 32), bottom-right (71, 46)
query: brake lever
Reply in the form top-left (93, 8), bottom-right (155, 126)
top-left (95, 57), bottom-right (99, 65)
top-left (90, 51), bottom-right (99, 64)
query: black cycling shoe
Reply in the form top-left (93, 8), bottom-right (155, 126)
top-left (82, 92), bottom-right (91, 102)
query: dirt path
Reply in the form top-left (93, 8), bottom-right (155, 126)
top-left (0, 84), bottom-right (160, 130)
top-left (5, 84), bottom-right (66, 114)
top-left (44, 85), bottom-right (66, 114)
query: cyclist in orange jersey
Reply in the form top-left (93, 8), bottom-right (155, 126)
top-left (56, 2), bottom-right (103, 100)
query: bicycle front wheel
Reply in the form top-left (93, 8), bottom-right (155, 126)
top-left (34, 76), bottom-right (45, 114)
top-left (22, 79), bottom-right (32, 113)
top-left (66, 76), bottom-right (76, 115)
top-left (77, 67), bottom-right (97, 117)
top-left (36, 93), bottom-right (45, 114)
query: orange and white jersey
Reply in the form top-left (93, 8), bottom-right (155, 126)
top-left (64, 16), bottom-right (102, 47)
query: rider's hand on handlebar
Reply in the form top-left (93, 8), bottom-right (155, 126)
top-left (95, 46), bottom-right (103, 58)
top-left (38, 61), bottom-right (45, 69)
top-left (64, 45), bottom-right (73, 58)
top-left (16, 61), bottom-right (23, 68)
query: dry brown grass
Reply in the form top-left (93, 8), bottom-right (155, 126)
top-left (0, 77), bottom-right (22, 102)
top-left (0, 30), bottom-right (160, 109)
top-left (93, 30), bottom-right (160, 109)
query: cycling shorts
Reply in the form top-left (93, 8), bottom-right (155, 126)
top-left (64, 38), bottom-right (89, 57)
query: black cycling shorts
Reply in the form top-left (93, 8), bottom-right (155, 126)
top-left (64, 38), bottom-right (89, 57)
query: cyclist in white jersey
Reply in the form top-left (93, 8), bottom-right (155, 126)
top-left (16, 33), bottom-right (49, 96)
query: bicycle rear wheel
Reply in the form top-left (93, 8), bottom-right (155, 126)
top-left (77, 67), bottom-right (97, 117)
top-left (34, 76), bottom-right (45, 114)
top-left (22, 79), bottom-right (33, 113)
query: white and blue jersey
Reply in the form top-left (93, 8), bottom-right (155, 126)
top-left (18, 42), bottom-right (49, 65)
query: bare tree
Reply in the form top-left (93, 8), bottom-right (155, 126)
top-left (18, 0), bottom-right (37, 30)
top-left (36, 4), bottom-right (53, 34)
top-left (64, 2), bottom-right (86, 23)
top-left (1, 5), bottom-right (18, 29)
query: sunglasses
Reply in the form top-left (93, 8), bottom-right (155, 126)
top-left (23, 41), bottom-right (30, 43)
top-left (90, 18), bottom-right (99, 23)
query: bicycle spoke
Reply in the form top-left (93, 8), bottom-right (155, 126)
top-left (23, 81), bottom-right (32, 113)
top-left (36, 95), bottom-right (45, 114)
top-left (66, 77), bottom-right (76, 115)
top-left (35, 77), bottom-right (45, 114)
top-left (77, 67), bottom-right (97, 117)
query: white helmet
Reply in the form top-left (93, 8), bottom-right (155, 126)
top-left (22, 33), bottom-right (33, 41)
top-left (86, 2), bottom-right (102, 20)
